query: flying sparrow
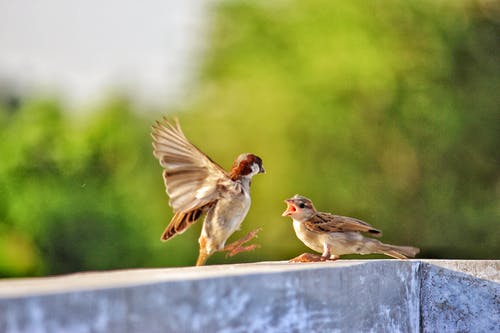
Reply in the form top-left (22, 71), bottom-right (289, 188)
top-left (282, 194), bottom-right (419, 262)
top-left (151, 118), bottom-right (265, 266)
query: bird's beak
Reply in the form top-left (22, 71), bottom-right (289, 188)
top-left (282, 200), bottom-right (296, 217)
top-left (260, 165), bottom-right (266, 174)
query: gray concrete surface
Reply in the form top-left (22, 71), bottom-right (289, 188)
top-left (0, 260), bottom-right (498, 333)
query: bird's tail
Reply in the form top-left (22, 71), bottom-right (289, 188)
top-left (380, 243), bottom-right (420, 259)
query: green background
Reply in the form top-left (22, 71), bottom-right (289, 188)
top-left (1, 0), bottom-right (499, 277)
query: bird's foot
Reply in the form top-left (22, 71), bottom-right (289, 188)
top-left (289, 253), bottom-right (323, 263)
top-left (224, 227), bottom-right (262, 258)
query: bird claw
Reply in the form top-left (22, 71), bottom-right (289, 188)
top-left (225, 244), bottom-right (261, 258)
top-left (223, 227), bottom-right (262, 258)
top-left (289, 253), bottom-right (323, 263)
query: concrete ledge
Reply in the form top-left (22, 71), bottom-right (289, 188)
top-left (0, 260), bottom-right (498, 333)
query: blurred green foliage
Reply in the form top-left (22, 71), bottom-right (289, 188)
top-left (0, 0), bottom-right (499, 277)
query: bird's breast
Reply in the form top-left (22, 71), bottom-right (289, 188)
top-left (215, 195), bottom-right (250, 224)
top-left (292, 220), bottom-right (324, 253)
top-left (205, 189), bottom-right (251, 236)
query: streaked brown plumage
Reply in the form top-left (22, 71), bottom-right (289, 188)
top-left (282, 194), bottom-right (419, 261)
top-left (151, 118), bottom-right (265, 265)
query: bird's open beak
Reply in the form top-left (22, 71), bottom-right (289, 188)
top-left (282, 200), bottom-right (296, 217)
top-left (260, 166), bottom-right (266, 174)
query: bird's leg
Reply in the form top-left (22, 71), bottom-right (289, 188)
top-left (223, 227), bottom-right (262, 257)
top-left (196, 235), bottom-right (210, 266)
top-left (321, 243), bottom-right (331, 261)
top-left (196, 250), bottom-right (209, 266)
top-left (289, 253), bottom-right (323, 263)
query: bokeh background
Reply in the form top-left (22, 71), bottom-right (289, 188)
top-left (0, 0), bottom-right (499, 277)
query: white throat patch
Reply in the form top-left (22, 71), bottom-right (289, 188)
top-left (250, 163), bottom-right (261, 176)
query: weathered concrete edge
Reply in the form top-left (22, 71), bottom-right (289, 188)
top-left (0, 260), bottom-right (369, 298)
top-left (0, 260), bottom-right (422, 333)
top-left (0, 260), bottom-right (498, 299)
top-left (418, 260), bottom-right (500, 333)
top-left (0, 260), bottom-right (498, 333)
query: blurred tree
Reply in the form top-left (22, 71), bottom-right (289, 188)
top-left (0, 98), bottom-right (185, 276)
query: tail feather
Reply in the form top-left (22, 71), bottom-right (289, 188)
top-left (160, 204), bottom-right (210, 241)
top-left (382, 244), bottom-right (420, 259)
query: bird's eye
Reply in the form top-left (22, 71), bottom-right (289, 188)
top-left (298, 203), bottom-right (305, 209)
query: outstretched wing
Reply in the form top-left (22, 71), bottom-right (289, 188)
top-left (151, 118), bottom-right (231, 213)
top-left (304, 212), bottom-right (382, 237)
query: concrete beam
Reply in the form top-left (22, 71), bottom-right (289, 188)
top-left (0, 260), bottom-right (498, 333)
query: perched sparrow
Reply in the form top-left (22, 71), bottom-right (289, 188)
top-left (282, 195), bottom-right (419, 262)
top-left (151, 118), bottom-right (265, 266)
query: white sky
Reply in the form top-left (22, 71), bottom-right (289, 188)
top-left (0, 0), bottom-right (210, 109)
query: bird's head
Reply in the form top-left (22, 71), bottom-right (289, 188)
top-left (229, 153), bottom-right (265, 180)
top-left (282, 194), bottom-right (316, 220)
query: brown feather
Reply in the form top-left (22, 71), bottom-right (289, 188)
top-left (304, 212), bottom-right (383, 237)
top-left (381, 244), bottom-right (420, 259)
top-left (160, 203), bottom-right (214, 241)
top-left (229, 154), bottom-right (263, 180)
top-left (151, 118), bottom-right (231, 213)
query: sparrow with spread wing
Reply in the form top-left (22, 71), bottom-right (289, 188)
top-left (282, 195), bottom-right (419, 262)
top-left (152, 118), bottom-right (265, 266)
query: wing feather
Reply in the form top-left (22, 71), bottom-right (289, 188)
top-left (152, 118), bottom-right (231, 213)
top-left (304, 212), bottom-right (383, 237)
